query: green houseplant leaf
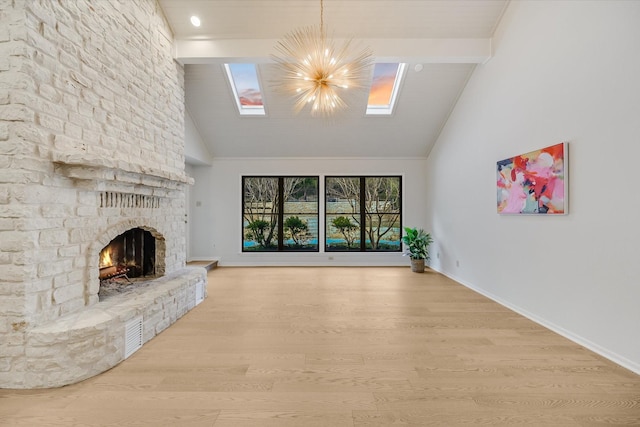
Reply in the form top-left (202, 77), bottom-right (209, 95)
top-left (401, 227), bottom-right (433, 260)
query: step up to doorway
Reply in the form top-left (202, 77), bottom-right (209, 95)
top-left (187, 260), bottom-right (218, 271)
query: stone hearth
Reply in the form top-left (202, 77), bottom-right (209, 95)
top-left (25, 268), bottom-right (206, 388)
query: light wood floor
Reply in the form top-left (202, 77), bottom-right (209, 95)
top-left (1, 267), bottom-right (639, 426)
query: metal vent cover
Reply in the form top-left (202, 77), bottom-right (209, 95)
top-left (195, 281), bottom-right (205, 306)
top-left (124, 315), bottom-right (143, 359)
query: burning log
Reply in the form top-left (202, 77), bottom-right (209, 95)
top-left (99, 265), bottom-right (132, 282)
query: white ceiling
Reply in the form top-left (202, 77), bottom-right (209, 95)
top-left (158, 0), bottom-right (509, 158)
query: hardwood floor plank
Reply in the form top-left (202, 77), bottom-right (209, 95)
top-left (0, 410), bottom-right (220, 427)
top-left (353, 409), bottom-right (582, 426)
top-left (214, 410), bottom-right (354, 427)
top-left (55, 390), bottom-right (376, 412)
top-left (473, 393), bottom-right (640, 417)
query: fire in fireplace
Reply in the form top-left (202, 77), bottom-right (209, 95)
top-left (99, 228), bottom-right (156, 283)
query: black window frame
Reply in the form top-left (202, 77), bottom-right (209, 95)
top-left (325, 175), bottom-right (402, 252)
top-left (242, 175), bottom-right (320, 252)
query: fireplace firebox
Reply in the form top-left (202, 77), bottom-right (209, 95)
top-left (99, 228), bottom-right (156, 284)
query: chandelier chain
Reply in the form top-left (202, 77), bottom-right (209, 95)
top-left (320, 0), bottom-right (324, 38)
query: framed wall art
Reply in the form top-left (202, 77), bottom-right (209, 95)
top-left (497, 142), bottom-right (567, 215)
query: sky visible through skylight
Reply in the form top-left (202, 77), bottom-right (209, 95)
top-left (228, 63), bottom-right (263, 107)
top-left (368, 63), bottom-right (400, 107)
top-left (225, 62), bottom-right (402, 116)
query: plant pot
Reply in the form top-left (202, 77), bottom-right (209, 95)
top-left (410, 258), bottom-right (425, 273)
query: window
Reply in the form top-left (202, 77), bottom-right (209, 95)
top-left (242, 176), bottom-right (319, 251)
top-left (224, 63), bottom-right (266, 116)
top-left (325, 176), bottom-right (402, 252)
top-left (366, 63), bottom-right (406, 116)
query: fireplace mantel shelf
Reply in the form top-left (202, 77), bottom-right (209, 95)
top-left (53, 152), bottom-right (195, 188)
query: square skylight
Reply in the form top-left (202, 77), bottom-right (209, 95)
top-left (366, 63), bottom-right (406, 116)
top-left (224, 63), bottom-right (266, 116)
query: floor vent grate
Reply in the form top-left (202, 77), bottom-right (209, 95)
top-left (195, 281), bottom-right (205, 306)
top-left (124, 316), bottom-right (143, 359)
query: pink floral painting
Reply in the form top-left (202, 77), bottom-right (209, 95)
top-left (497, 142), bottom-right (567, 214)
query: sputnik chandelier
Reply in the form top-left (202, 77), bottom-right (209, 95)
top-left (272, 0), bottom-right (373, 117)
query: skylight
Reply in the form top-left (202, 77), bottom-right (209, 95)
top-left (224, 63), bottom-right (265, 116)
top-left (366, 63), bottom-right (406, 116)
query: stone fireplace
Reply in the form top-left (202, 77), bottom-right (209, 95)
top-left (0, 0), bottom-right (207, 389)
top-left (1, 163), bottom-right (210, 389)
top-left (1, 167), bottom-right (209, 389)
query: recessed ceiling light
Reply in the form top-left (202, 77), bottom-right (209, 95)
top-left (190, 16), bottom-right (201, 27)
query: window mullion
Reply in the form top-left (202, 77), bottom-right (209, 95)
top-left (277, 177), bottom-right (284, 251)
top-left (359, 177), bottom-right (366, 251)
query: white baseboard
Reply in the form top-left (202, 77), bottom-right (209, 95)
top-left (217, 261), bottom-right (408, 267)
top-left (431, 266), bottom-right (640, 376)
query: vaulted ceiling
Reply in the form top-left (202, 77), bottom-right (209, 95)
top-left (158, 0), bottom-right (509, 158)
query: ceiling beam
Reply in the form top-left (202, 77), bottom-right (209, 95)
top-left (174, 38), bottom-right (492, 65)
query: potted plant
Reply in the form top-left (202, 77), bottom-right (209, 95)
top-left (402, 227), bottom-right (433, 273)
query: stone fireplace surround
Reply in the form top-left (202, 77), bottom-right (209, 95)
top-left (10, 159), bottom-right (207, 389)
top-left (0, 0), bottom-right (206, 389)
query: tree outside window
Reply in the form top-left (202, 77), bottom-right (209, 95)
top-left (325, 176), bottom-right (401, 252)
top-left (242, 176), bottom-right (319, 251)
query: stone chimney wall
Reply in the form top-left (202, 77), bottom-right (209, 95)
top-left (0, 0), bottom-right (193, 388)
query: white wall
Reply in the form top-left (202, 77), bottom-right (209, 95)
top-left (426, 1), bottom-right (640, 373)
top-left (184, 110), bottom-right (211, 262)
top-left (185, 110), bottom-right (213, 166)
top-left (185, 163), bottom-right (195, 262)
top-left (188, 157), bottom-right (428, 266)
